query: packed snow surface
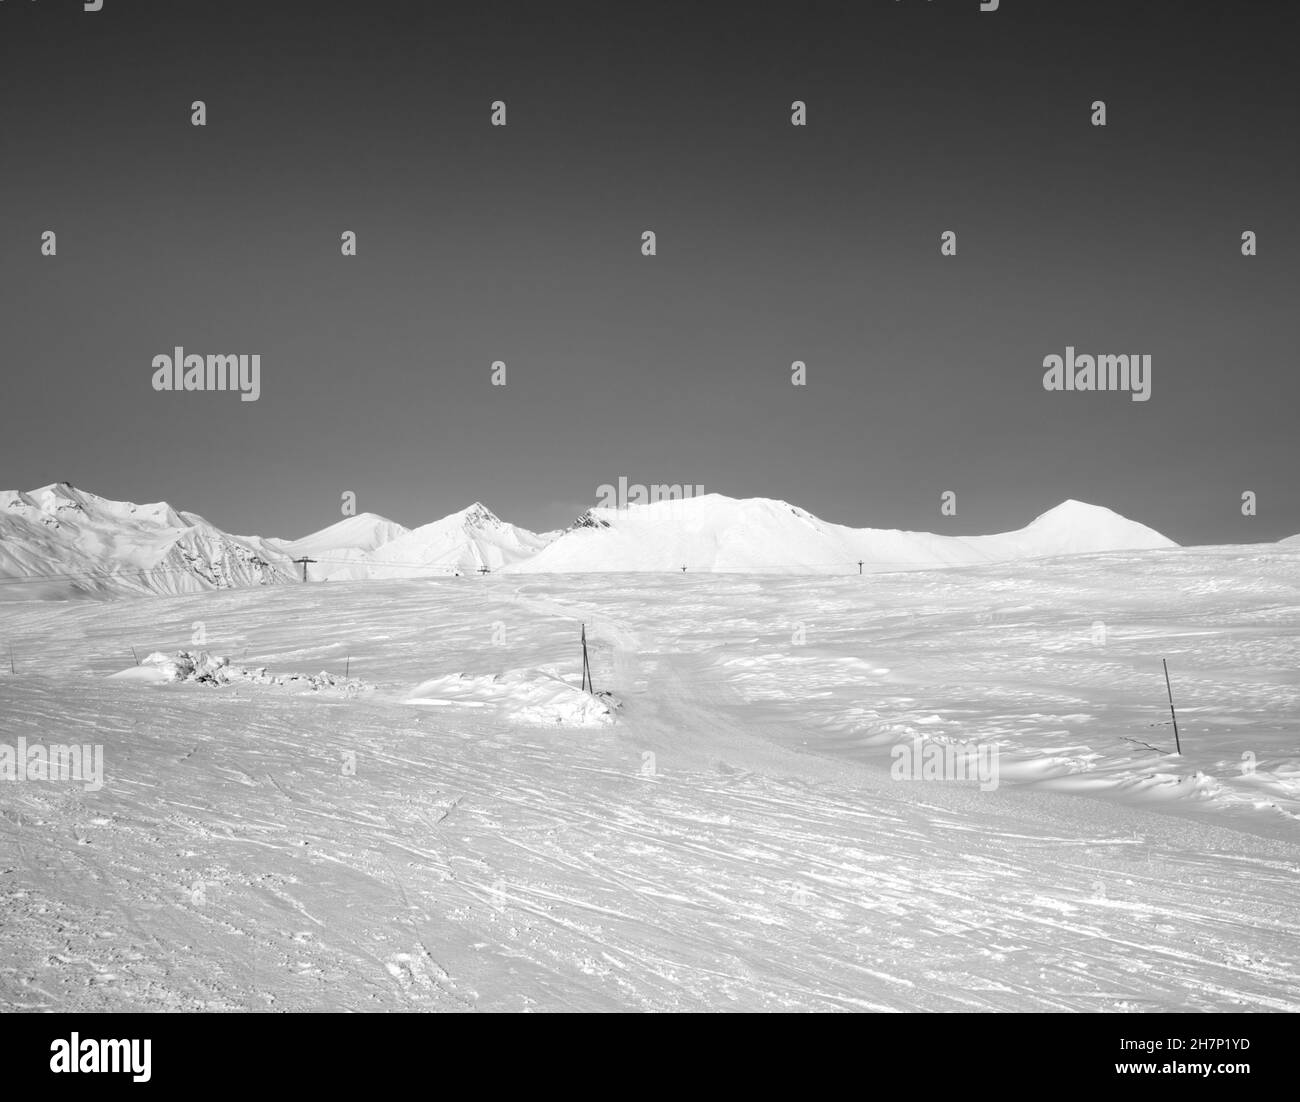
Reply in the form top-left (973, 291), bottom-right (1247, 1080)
top-left (1, 541), bottom-right (1296, 1010)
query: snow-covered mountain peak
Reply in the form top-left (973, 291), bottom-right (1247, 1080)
top-left (1007, 499), bottom-right (1175, 553)
top-left (1028, 499), bottom-right (1121, 526)
top-left (570, 509), bottom-right (611, 531)
top-left (10, 483), bottom-right (192, 531)
top-left (279, 513), bottom-right (411, 556)
top-left (453, 502), bottom-right (505, 530)
top-left (0, 484), bottom-right (296, 596)
top-left (571, 493), bottom-right (814, 531)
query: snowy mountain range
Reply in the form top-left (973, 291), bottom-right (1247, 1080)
top-left (0, 484), bottom-right (294, 598)
top-left (270, 504), bottom-right (553, 581)
top-left (0, 482), bottom-right (1185, 598)
top-left (507, 494), bottom-right (1177, 574)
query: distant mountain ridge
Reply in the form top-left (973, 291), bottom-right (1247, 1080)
top-left (0, 483), bottom-right (294, 598)
top-left (508, 495), bottom-right (1177, 574)
top-left (293, 503), bottom-right (553, 580)
top-left (0, 486), bottom-right (555, 597)
top-left (0, 483), bottom-right (1180, 597)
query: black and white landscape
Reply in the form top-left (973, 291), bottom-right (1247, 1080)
top-left (1, 482), bottom-right (1297, 1011)
top-left (1, 0), bottom-right (1297, 1024)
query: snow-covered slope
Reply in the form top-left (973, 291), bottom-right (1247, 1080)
top-left (2, 548), bottom-right (1297, 1011)
top-left (508, 495), bottom-right (1176, 574)
top-left (0, 484), bottom-right (295, 598)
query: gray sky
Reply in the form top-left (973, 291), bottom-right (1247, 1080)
top-left (2, 0), bottom-right (1296, 543)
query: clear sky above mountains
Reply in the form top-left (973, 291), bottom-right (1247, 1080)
top-left (2, 1), bottom-right (1295, 543)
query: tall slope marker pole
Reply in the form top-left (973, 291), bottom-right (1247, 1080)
top-left (1162, 659), bottom-right (1182, 755)
top-left (580, 623), bottom-right (594, 694)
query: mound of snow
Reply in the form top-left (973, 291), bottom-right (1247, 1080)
top-left (506, 494), bottom-right (1176, 575)
top-left (404, 670), bottom-right (620, 727)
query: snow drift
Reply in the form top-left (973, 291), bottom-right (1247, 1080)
top-left (404, 670), bottom-right (620, 727)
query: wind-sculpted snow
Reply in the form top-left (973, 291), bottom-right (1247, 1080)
top-left (0, 543), bottom-right (1297, 1010)
top-left (405, 671), bottom-right (620, 727)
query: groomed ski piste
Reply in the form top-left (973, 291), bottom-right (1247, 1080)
top-left (0, 489), bottom-right (1297, 1011)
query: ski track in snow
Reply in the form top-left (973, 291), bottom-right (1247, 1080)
top-left (1, 547), bottom-right (1298, 1011)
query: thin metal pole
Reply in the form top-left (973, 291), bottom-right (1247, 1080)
top-left (1162, 659), bottom-right (1181, 755)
